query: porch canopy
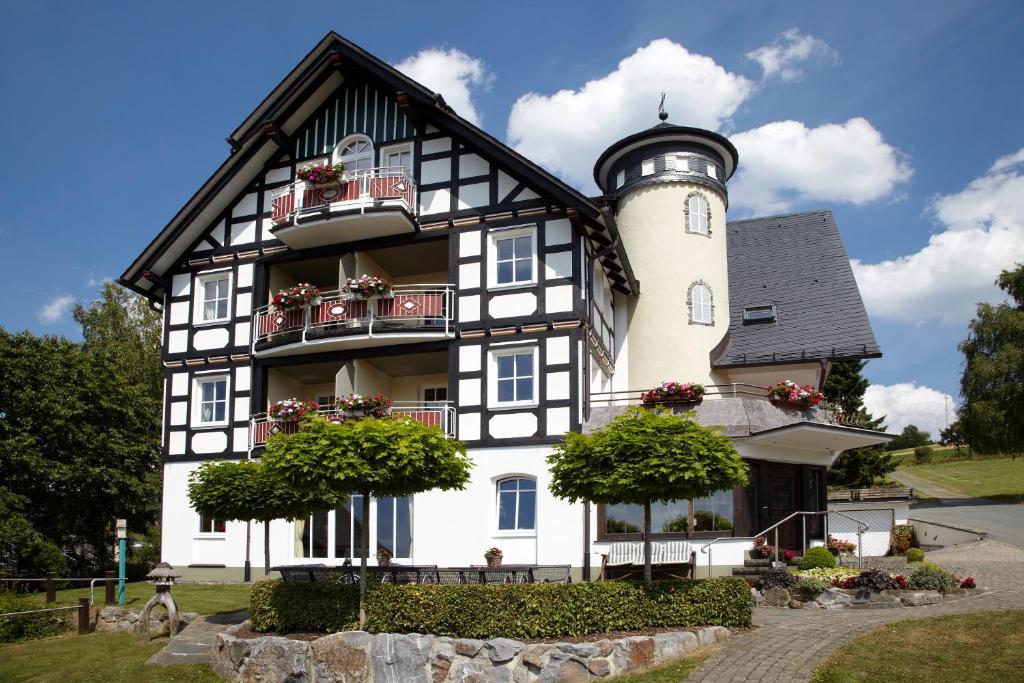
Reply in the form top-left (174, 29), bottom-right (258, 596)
top-left (745, 421), bottom-right (892, 453)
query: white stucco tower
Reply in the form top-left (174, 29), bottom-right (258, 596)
top-left (594, 117), bottom-right (739, 388)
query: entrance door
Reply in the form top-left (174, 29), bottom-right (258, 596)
top-left (765, 464), bottom-right (800, 550)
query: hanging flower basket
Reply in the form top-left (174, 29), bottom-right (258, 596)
top-left (271, 283), bottom-right (321, 312)
top-left (269, 398), bottom-right (319, 422)
top-left (343, 275), bottom-right (394, 299)
top-left (297, 162), bottom-right (347, 188)
top-left (334, 393), bottom-right (393, 418)
top-left (640, 381), bottom-right (706, 405)
top-left (767, 380), bottom-right (825, 409)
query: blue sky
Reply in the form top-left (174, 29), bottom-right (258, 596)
top-left (2, 0), bottom-right (1022, 435)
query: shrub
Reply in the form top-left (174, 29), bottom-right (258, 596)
top-left (795, 575), bottom-right (831, 593)
top-left (907, 563), bottom-right (955, 591)
top-left (753, 569), bottom-right (797, 591)
top-left (832, 570), bottom-right (902, 593)
top-left (0, 592), bottom-right (72, 643)
top-left (251, 578), bottom-right (752, 638)
top-left (800, 546), bottom-right (837, 570)
top-left (890, 525), bottom-right (914, 554)
top-left (794, 567), bottom-right (859, 581)
top-left (914, 445), bottom-right (934, 464)
top-left (905, 547), bottom-right (925, 563)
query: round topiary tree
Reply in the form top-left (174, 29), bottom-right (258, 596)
top-left (905, 547), bottom-right (925, 563)
top-left (799, 546), bottom-right (837, 570)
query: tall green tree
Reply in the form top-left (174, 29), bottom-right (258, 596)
top-left (959, 263), bottom-right (1024, 455)
top-left (547, 407), bottom-right (747, 584)
top-left (264, 416), bottom-right (472, 622)
top-left (823, 360), bottom-right (895, 488)
top-left (885, 424), bottom-right (932, 451)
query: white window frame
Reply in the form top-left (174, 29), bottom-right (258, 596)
top-left (292, 495), bottom-right (414, 562)
top-left (677, 154), bottom-right (690, 173)
top-left (494, 476), bottom-right (538, 536)
top-left (332, 134), bottom-right (374, 171)
top-left (488, 345), bottom-right (539, 409)
top-left (487, 225), bottom-right (537, 290)
top-left (689, 283), bottom-right (713, 325)
top-left (192, 373), bottom-right (230, 427)
top-left (379, 142), bottom-right (413, 176)
top-left (614, 169), bottom-right (625, 189)
top-left (196, 513), bottom-right (227, 538)
top-left (193, 269), bottom-right (233, 325)
top-left (706, 160), bottom-right (718, 180)
top-left (641, 159), bottom-right (655, 176)
top-left (687, 194), bottom-right (709, 235)
top-left (421, 384), bottom-right (448, 405)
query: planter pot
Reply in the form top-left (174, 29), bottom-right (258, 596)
top-left (642, 397), bottom-right (703, 406)
top-left (769, 396), bottom-right (814, 410)
top-left (771, 561), bottom-right (788, 569)
top-left (486, 557), bottom-right (503, 568)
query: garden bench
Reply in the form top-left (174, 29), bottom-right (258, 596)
top-left (599, 541), bottom-right (696, 581)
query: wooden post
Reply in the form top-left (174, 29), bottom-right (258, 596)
top-left (105, 571), bottom-right (115, 606)
top-left (78, 598), bottom-right (91, 635)
top-left (45, 572), bottom-right (56, 604)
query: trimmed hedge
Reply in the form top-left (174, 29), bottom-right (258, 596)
top-left (0, 592), bottom-right (72, 644)
top-left (799, 547), bottom-right (836, 570)
top-left (250, 578), bottom-right (752, 638)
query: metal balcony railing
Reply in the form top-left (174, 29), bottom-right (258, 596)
top-left (250, 402), bottom-right (457, 448)
top-left (253, 284), bottom-right (455, 348)
top-left (270, 166), bottom-right (416, 224)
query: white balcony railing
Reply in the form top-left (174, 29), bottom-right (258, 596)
top-left (250, 402), bottom-right (457, 448)
top-left (270, 166), bottom-right (416, 224)
top-left (253, 284), bottom-right (455, 349)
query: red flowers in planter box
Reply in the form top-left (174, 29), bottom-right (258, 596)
top-left (297, 162), bottom-right (346, 185)
top-left (269, 398), bottom-right (319, 421)
top-left (271, 283), bottom-right (321, 312)
top-left (343, 275), bottom-right (394, 299)
top-left (640, 381), bottom-right (705, 405)
top-left (767, 380), bottom-right (825, 408)
top-left (335, 393), bottom-right (393, 418)
top-left (961, 576), bottom-right (976, 589)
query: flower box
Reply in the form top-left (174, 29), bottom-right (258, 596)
top-left (343, 275), bottom-right (394, 300)
top-left (640, 381), bottom-right (705, 405)
top-left (297, 162), bottom-right (346, 187)
top-left (271, 283), bottom-right (322, 312)
top-left (767, 381), bottom-right (825, 409)
top-left (269, 398), bottom-right (318, 422)
top-left (335, 393), bottom-right (393, 418)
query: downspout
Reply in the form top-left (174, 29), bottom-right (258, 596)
top-left (583, 501), bottom-right (591, 581)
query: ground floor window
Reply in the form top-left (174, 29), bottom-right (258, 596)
top-left (198, 514), bottom-right (226, 534)
top-left (294, 495), bottom-right (412, 560)
top-left (601, 492), bottom-right (734, 538)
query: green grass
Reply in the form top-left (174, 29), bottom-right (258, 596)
top-left (812, 611), bottom-right (1024, 682)
top-left (26, 581), bottom-right (251, 617)
top-left (897, 457), bottom-right (1024, 501)
top-left (610, 651), bottom-right (710, 683)
top-left (0, 631), bottom-right (219, 682)
top-left (888, 446), bottom-right (1018, 467)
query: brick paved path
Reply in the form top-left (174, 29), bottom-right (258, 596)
top-left (686, 540), bottom-right (1024, 682)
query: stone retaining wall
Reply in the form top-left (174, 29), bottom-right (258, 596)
top-left (95, 606), bottom-right (197, 635)
top-left (753, 586), bottom-right (982, 610)
top-left (211, 624), bottom-right (732, 683)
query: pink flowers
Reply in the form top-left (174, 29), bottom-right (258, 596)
top-left (640, 381), bottom-right (706, 405)
top-left (269, 398), bottom-right (318, 421)
top-left (297, 162), bottom-right (346, 185)
top-left (767, 380), bottom-right (825, 407)
top-left (827, 535), bottom-right (857, 555)
top-left (343, 274), bottom-right (393, 299)
top-left (335, 393), bottom-right (392, 418)
top-left (271, 283), bottom-right (321, 312)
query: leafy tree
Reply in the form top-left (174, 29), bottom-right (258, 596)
top-left (189, 459), bottom-right (342, 577)
top-left (959, 263), bottom-right (1024, 455)
top-left (264, 415), bottom-right (472, 622)
top-left (547, 407), bottom-right (747, 583)
top-left (823, 360), bottom-right (895, 488)
top-left (939, 420), bottom-right (967, 452)
top-left (0, 489), bottom-right (67, 575)
top-left (886, 425), bottom-right (932, 451)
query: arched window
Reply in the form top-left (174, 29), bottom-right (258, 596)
top-left (333, 135), bottom-right (374, 171)
top-left (496, 477), bottom-right (536, 531)
top-left (686, 193), bottom-right (710, 235)
top-left (689, 282), bottom-right (713, 325)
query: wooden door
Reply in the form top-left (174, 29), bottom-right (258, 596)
top-left (765, 464), bottom-right (800, 550)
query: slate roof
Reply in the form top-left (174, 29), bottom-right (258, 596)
top-left (713, 210), bottom-right (881, 367)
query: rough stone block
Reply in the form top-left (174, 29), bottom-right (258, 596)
top-left (654, 631), bottom-right (697, 659)
top-left (371, 633), bottom-right (433, 683)
top-left (762, 587), bottom-right (791, 607)
top-left (586, 658), bottom-right (611, 677)
top-left (237, 636), bottom-right (310, 683)
top-left (311, 631), bottom-right (372, 683)
top-left (487, 637), bottom-right (525, 663)
top-left (522, 644), bottom-right (550, 670)
top-left (900, 591), bottom-right (943, 606)
top-left (623, 636), bottom-right (655, 669)
top-left (557, 642), bottom-right (598, 658)
top-left (815, 588), bottom-right (852, 608)
top-left (448, 658), bottom-right (487, 683)
top-left (455, 638), bottom-right (485, 657)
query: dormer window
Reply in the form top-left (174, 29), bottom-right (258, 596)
top-left (742, 305), bottom-right (777, 323)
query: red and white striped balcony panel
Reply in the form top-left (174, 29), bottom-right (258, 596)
top-left (256, 308), bottom-right (305, 338)
top-left (376, 292), bottom-right (445, 319)
top-left (270, 167), bottom-right (416, 225)
top-left (310, 297), bottom-right (370, 325)
top-left (250, 403), bottom-right (456, 447)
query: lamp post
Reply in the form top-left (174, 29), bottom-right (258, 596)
top-left (115, 518), bottom-right (127, 605)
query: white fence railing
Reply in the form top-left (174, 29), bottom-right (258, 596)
top-left (270, 166), bottom-right (416, 224)
top-left (251, 402), bottom-right (457, 447)
top-left (253, 284), bottom-right (455, 348)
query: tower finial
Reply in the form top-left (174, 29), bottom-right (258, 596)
top-left (658, 92), bottom-right (668, 122)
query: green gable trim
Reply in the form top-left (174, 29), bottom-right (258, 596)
top-left (294, 82), bottom-right (417, 159)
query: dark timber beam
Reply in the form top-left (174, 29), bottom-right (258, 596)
top-left (262, 122), bottom-right (292, 158)
top-left (395, 91), bottom-right (425, 130)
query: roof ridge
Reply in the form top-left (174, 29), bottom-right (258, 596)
top-left (727, 209), bottom-right (832, 225)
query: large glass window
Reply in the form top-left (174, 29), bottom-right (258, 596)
top-left (692, 489), bottom-right (734, 532)
top-left (295, 510), bottom-right (330, 558)
top-left (603, 494), bottom-right (735, 537)
top-left (497, 478), bottom-right (536, 531)
top-left (334, 494), bottom-right (365, 560)
top-left (195, 376), bottom-right (228, 425)
top-left (494, 349), bottom-right (535, 405)
top-left (293, 496), bottom-right (413, 561)
top-left (377, 496), bottom-right (412, 558)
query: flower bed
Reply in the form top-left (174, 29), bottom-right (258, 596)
top-left (767, 380), bottom-right (824, 408)
top-left (640, 381), bottom-right (705, 405)
top-left (271, 283), bottom-right (321, 312)
top-left (297, 162), bottom-right (346, 186)
top-left (269, 398), bottom-right (319, 421)
top-left (343, 275), bottom-right (393, 299)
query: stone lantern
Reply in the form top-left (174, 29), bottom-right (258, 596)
top-left (140, 562), bottom-right (181, 641)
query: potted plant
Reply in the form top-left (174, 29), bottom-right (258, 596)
top-left (335, 393), bottom-right (393, 418)
top-left (269, 398), bottom-right (319, 422)
top-left (484, 547), bottom-right (503, 568)
top-left (640, 381), bottom-right (706, 405)
top-left (297, 162), bottom-right (347, 188)
top-left (343, 275), bottom-right (394, 300)
top-left (376, 547), bottom-right (392, 567)
top-left (767, 381), bottom-right (825, 409)
top-left (270, 283), bottom-right (322, 312)
top-left (826, 534), bottom-right (856, 557)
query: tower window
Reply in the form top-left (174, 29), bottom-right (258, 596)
top-left (686, 194), bottom-right (710, 235)
top-left (707, 161), bottom-right (718, 180)
top-left (641, 159), bottom-right (655, 176)
top-left (688, 282), bottom-right (713, 325)
top-left (615, 169), bottom-right (625, 189)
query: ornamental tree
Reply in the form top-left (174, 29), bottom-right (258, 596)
top-left (548, 407), bottom-right (748, 584)
top-left (263, 415), bottom-right (472, 622)
top-left (188, 459), bottom-right (342, 577)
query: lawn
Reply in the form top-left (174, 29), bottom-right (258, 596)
top-left (0, 631), bottom-right (219, 682)
top-left (606, 651), bottom-right (710, 683)
top-left (27, 581), bottom-right (252, 616)
top-left (897, 457), bottom-right (1024, 501)
top-left (812, 610), bottom-right (1024, 682)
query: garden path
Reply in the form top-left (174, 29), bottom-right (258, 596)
top-left (685, 540), bottom-right (1024, 682)
top-left (145, 609), bottom-right (248, 666)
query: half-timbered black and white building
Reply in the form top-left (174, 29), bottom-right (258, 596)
top-left (121, 33), bottom-right (892, 579)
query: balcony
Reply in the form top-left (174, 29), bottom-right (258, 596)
top-left (269, 167), bottom-right (417, 250)
top-left (251, 402), bottom-right (456, 448)
top-left (253, 284), bottom-right (455, 357)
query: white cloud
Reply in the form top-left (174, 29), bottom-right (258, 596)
top-left (395, 47), bottom-right (492, 126)
top-left (853, 147), bottom-right (1024, 324)
top-left (37, 294), bottom-right (75, 324)
top-left (746, 28), bottom-right (836, 82)
top-left (729, 118), bottom-right (913, 214)
top-left (507, 38), bottom-right (754, 189)
top-left (864, 383), bottom-right (954, 439)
